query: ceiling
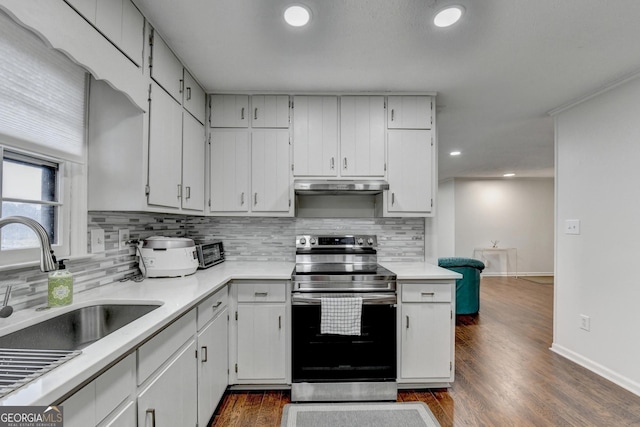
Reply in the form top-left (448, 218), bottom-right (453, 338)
top-left (132, 0), bottom-right (640, 181)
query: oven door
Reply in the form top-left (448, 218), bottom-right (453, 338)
top-left (291, 293), bottom-right (397, 383)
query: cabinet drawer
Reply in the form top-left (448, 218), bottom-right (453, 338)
top-left (137, 310), bottom-right (196, 384)
top-left (197, 286), bottom-right (228, 329)
top-left (402, 283), bottom-right (451, 303)
top-left (236, 282), bottom-right (286, 302)
top-left (96, 353), bottom-right (135, 422)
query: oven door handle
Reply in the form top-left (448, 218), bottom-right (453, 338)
top-left (292, 294), bottom-right (396, 305)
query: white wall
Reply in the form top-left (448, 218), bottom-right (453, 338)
top-left (437, 179), bottom-right (456, 257)
top-left (553, 75), bottom-right (640, 396)
top-left (449, 178), bottom-right (554, 275)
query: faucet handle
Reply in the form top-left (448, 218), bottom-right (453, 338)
top-left (1, 285), bottom-right (13, 318)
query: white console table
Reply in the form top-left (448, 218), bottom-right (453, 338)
top-left (473, 248), bottom-right (518, 277)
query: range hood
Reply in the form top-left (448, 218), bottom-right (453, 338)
top-left (294, 179), bottom-right (389, 195)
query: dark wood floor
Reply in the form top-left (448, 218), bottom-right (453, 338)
top-left (210, 276), bottom-right (640, 426)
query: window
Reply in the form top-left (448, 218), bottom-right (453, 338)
top-left (1, 150), bottom-right (60, 250)
top-left (0, 10), bottom-right (87, 268)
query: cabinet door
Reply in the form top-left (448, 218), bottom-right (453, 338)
top-left (103, 400), bottom-right (136, 427)
top-left (236, 303), bottom-right (286, 381)
top-left (95, 0), bottom-right (122, 46)
top-left (401, 302), bottom-right (452, 379)
top-left (148, 82), bottom-right (183, 209)
top-left (197, 308), bottom-right (228, 427)
top-left (387, 130), bottom-right (433, 213)
top-left (150, 30), bottom-right (183, 102)
top-left (210, 95), bottom-right (249, 128)
top-left (209, 130), bottom-right (250, 212)
top-left (61, 384), bottom-right (96, 427)
top-left (183, 70), bottom-right (206, 124)
top-left (120, 0), bottom-right (144, 66)
top-left (340, 96), bottom-right (385, 176)
top-left (138, 340), bottom-right (198, 427)
top-left (251, 95), bottom-right (289, 128)
top-left (67, 0), bottom-right (97, 23)
top-left (182, 112), bottom-right (205, 212)
top-left (292, 96), bottom-right (338, 176)
top-left (251, 130), bottom-right (291, 213)
top-left (387, 96), bottom-right (432, 129)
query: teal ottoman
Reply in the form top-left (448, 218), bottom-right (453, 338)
top-left (438, 257), bottom-right (485, 315)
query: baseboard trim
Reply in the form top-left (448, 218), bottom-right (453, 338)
top-left (550, 343), bottom-right (640, 397)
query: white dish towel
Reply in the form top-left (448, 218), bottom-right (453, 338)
top-left (320, 296), bottom-right (363, 336)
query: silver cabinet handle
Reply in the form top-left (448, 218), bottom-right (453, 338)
top-left (186, 87), bottom-right (191, 101)
top-left (421, 292), bottom-right (435, 297)
top-left (185, 186), bottom-right (191, 200)
top-left (146, 409), bottom-right (156, 427)
top-left (241, 107), bottom-right (245, 120)
top-left (254, 107), bottom-right (258, 120)
top-left (212, 301), bottom-right (222, 309)
top-left (391, 192), bottom-right (395, 206)
top-left (391, 109), bottom-right (395, 121)
top-left (177, 184), bottom-right (182, 199)
top-left (330, 157), bottom-right (335, 170)
top-left (279, 315), bottom-right (282, 329)
top-left (343, 158), bottom-right (348, 170)
top-left (406, 315), bottom-right (410, 329)
top-left (201, 346), bottom-right (208, 362)
top-left (240, 192), bottom-right (245, 205)
top-left (255, 292), bottom-right (268, 297)
top-left (254, 192), bottom-right (258, 206)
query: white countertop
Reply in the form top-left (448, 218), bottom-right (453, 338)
top-left (0, 260), bottom-right (458, 405)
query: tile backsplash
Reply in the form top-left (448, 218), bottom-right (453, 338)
top-left (0, 212), bottom-right (425, 311)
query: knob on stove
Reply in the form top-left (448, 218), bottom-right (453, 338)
top-left (367, 238), bottom-right (374, 245)
top-left (310, 237), bottom-right (317, 245)
top-left (356, 238), bottom-right (364, 245)
top-left (299, 237), bottom-right (306, 245)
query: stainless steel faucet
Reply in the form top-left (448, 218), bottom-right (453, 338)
top-left (0, 216), bottom-right (58, 272)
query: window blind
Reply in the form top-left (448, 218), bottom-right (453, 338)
top-left (0, 10), bottom-right (86, 163)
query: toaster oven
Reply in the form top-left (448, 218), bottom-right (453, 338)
top-left (195, 240), bottom-right (225, 269)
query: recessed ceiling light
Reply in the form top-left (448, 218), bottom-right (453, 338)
top-left (503, 173), bottom-right (516, 177)
top-left (284, 4), bottom-right (311, 27)
top-left (450, 151), bottom-right (461, 156)
top-left (433, 5), bottom-right (464, 28)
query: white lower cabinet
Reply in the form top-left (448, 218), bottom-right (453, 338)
top-left (137, 340), bottom-right (198, 427)
top-left (398, 281), bottom-right (455, 386)
top-left (230, 281), bottom-right (289, 384)
top-left (61, 353), bottom-right (136, 427)
top-left (197, 288), bottom-right (229, 427)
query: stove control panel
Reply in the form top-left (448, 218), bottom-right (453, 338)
top-left (296, 235), bottom-right (377, 249)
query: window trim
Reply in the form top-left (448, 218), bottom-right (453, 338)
top-left (0, 145), bottom-right (86, 270)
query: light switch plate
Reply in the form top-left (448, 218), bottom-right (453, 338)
top-left (565, 219), bottom-right (580, 235)
top-left (90, 229), bottom-right (105, 253)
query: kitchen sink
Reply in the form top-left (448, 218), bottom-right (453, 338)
top-left (0, 303), bottom-right (161, 397)
top-left (0, 303), bottom-right (162, 351)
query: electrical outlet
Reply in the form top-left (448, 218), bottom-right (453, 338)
top-left (118, 229), bottom-right (131, 250)
top-left (580, 314), bottom-right (590, 331)
top-left (565, 219), bottom-right (581, 235)
top-left (90, 229), bottom-right (105, 253)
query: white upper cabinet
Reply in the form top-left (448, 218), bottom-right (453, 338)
top-left (292, 96), bottom-right (338, 176)
top-left (386, 129), bottom-right (433, 214)
top-left (68, 0), bottom-right (97, 23)
top-left (251, 130), bottom-right (291, 213)
top-left (182, 112), bottom-right (206, 212)
top-left (147, 82), bottom-right (183, 209)
top-left (119, 0), bottom-right (144, 66)
top-left (387, 96), bottom-right (433, 129)
top-left (251, 95), bottom-right (290, 128)
top-left (340, 96), bottom-right (385, 177)
top-left (150, 29), bottom-right (183, 102)
top-left (183, 69), bottom-right (206, 124)
top-left (69, 0), bottom-right (143, 66)
top-left (210, 95), bottom-right (250, 128)
top-left (209, 130), bottom-right (251, 212)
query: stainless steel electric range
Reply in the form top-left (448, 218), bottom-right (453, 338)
top-left (291, 234), bottom-right (398, 402)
